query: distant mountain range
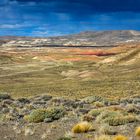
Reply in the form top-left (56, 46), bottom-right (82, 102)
top-left (1, 30), bottom-right (140, 47)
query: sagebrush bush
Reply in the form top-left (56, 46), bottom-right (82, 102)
top-left (44, 107), bottom-right (65, 122)
top-left (126, 104), bottom-right (140, 114)
top-left (89, 109), bottom-right (103, 117)
top-left (82, 114), bottom-right (95, 122)
top-left (113, 135), bottom-right (128, 140)
top-left (83, 96), bottom-right (103, 103)
top-left (94, 101), bottom-right (104, 108)
top-left (72, 121), bottom-right (94, 133)
top-left (24, 115), bottom-right (30, 122)
top-left (96, 109), bottom-right (138, 126)
top-left (105, 114), bottom-right (138, 126)
top-left (96, 110), bottom-right (119, 123)
top-left (24, 107), bottom-right (65, 123)
top-left (135, 127), bottom-right (140, 137)
top-left (24, 109), bottom-right (46, 123)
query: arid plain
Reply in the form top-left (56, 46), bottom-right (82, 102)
top-left (0, 41), bottom-right (140, 140)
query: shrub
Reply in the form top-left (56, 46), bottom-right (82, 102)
top-left (89, 109), bottom-right (103, 117)
top-left (105, 115), bottom-right (138, 126)
top-left (126, 105), bottom-right (140, 114)
top-left (82, 114), bottom-right (95, 122)
top-left (44, 107), bottom-right (65, 122)
top-left (99, 123), bottom-right (117, 135)
top-left (83, 96), bottom-right (103, 103)
top-left (113, 135), bottom-right (128, 140)
top-left (0, 93), bottom-right (11, 100)
top-left (24, 109), bottom-right (46, 123)
top-left (24, 115), bottom-right (30, 122)
top-left (135, 127), bottom-right (140, 137)
top-left (96, 110), bottom-right (139, 126)
top-left (95, 135), bottom-right (112, 140)
top-left (72, 121), bottom-right (94, 133)
top-left (24, 107), bottom-right (65, 123)
top-left (96, 110), bottom-right (119, 123)
top-left (109, 101), bottom-right (119, 106)
top-left (94, 101), bottom-right (104, 108)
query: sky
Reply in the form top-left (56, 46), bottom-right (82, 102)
top-left (0, 0), bottom-right (140, 37)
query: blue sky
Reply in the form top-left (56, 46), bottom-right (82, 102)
top-left (0, 0), bottom-right (140, 36)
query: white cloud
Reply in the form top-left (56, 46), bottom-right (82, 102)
top-left (31, 30), bottom-right (49, 37)
top-left (30, 27), bottom-right (63, 37)
top-left (33, 31), bottom-right (49, 35)
top-left (0, 23), bottom-right (30, 29)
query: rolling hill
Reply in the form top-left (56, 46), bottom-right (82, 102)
top-left (1, 30), bottom-right (140, 47)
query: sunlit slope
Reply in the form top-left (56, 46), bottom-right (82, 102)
top-left (0, 44), bottom-right (139, 99)
top-left (100, 47), bottom-right (140, 65)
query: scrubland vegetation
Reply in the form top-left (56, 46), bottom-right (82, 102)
top-left (0, 44), bottom-right (140, 139)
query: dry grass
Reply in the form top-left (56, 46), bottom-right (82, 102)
top-left (113, 135), bottom-right (128, 140)
top-left (72, 121), bottom-right (94, 133)
top-left (135, 127), bottom-right (140, 137)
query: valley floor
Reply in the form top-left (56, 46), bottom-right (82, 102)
top-left (0, 44), bottom-right (140, 99)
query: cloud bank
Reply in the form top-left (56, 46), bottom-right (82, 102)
top-left (0, 0), bottom-right (140, 36)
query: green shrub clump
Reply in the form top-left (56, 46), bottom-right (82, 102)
top-left (105, 115), bottom-right (139, 126)
top-left (96, 110), bottom-right (139, 126)
top-left (44, 107), bottom-right (65, 122)
top-left (88, 109), bottom-right (103, 117)
top-left (24, 107), bottom-right (65, 123)
top-left (24, 109), bottom-right (46, 123)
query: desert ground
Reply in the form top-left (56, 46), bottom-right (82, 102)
top-left (0, 43), bottom-right (140, 140)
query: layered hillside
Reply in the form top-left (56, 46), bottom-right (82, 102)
top-left (1, 30), bottom-right (140, 47)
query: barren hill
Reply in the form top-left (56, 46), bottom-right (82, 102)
top-left (1, 30), bottom-right (140, 47)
